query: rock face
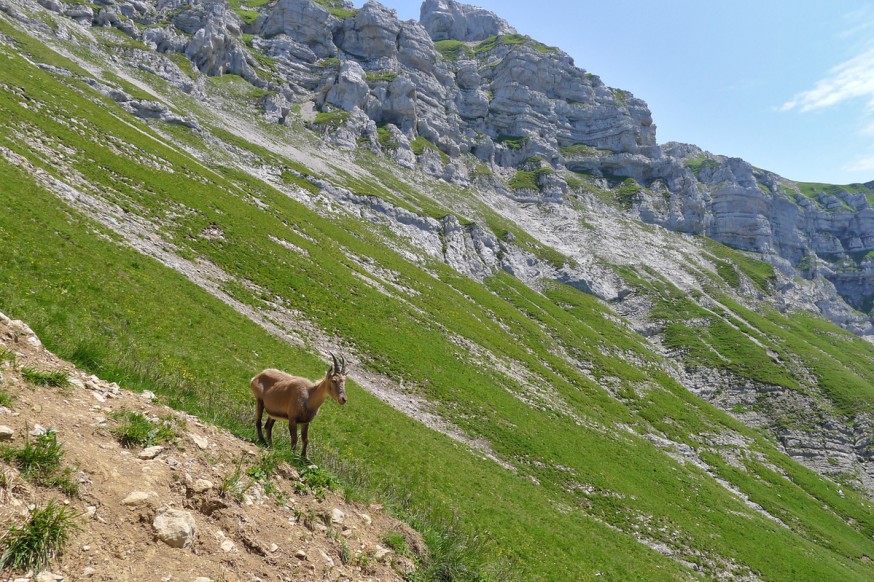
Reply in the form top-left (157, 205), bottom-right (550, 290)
top-left (419, 0), bottom-right (515, 42)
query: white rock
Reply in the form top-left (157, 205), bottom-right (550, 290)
top-left (220, 539), bottom-right (236, 552)
top-left (153, 507), bottom-right (197, 548)
top-left (294, 549), bottom-right (308, 561)
top-left (374, 545), bottom-right (392, 561)
top-left (85, 506), bottom-right (97, 519)
top-left (0, 425), bottom-right (13, 440)
top-left (68, 378), bottom-right (85, 390)
top-left (269, 543), bottom-right (279, 553)
top-left (191, 478), bottom-right (214, 493)
top-left (319, 549), bottom-right (335, 567)
top-left (331, 508), bottom-right (345, 524)
top-left (83, 566), bottom-right (96, 577)
top-left (358, 512), bottom-right (372, 526)
top-left (190, 433), bottom-right (209, 449)
top-left (138, 446), bottom-right (165, 460)
top-left (35, 572), bottom-right (63, 582)
top-left (193, 578), bottom-right (212, 582)
top-left (141, 390), bottom-right (156, 400)
top-left (30, 424), bottom-right (47, 436)
top-left (122, 491), bottom-right (157, 507)
top-left (90, 391), bottom-right (106, 403)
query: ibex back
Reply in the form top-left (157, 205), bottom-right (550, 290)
top-left (250, 353), bottom-right (347, 459)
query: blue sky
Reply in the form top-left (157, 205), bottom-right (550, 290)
top-left (377, 1), bottom-right (874, 185)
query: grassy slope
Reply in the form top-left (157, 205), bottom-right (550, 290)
top-left (2, 11), bottom-right (874, 581)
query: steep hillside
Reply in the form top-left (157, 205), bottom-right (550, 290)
top-left (0, 313), bottom-right (421, 581)
top-left (2, 0), bottom-right (874, 580)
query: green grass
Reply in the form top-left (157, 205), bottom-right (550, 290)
top-left (494, 134), bottom-right (527, 150)
top-left (410, 136), bottom-right (449, 163)
top-left (473, 34), bottom-right (557, 55)
top-left (20, 367), bottom-right (69, 388)
top-left (508, 167), bottom-right (553, 191)
top-left (365, 69), bottom-right (399, 83)
top-left (0, 390), bottom-right (12, 407)
top-left (0, 500), bottom-right (78, 575)
top-left (433, 39), bottom-right (474, 61)
top-left (3, 19), bottom-right (874, 580)
top-left (314, 0), bottom-right (358, 19)
top-left (1, 432), bottom-right (78, 496)
top-left (685, 156), bottom-right (721, 177)
top-left (313, 110), bottom-right (350, 128)
top-left (109, 410), bottom-right (181, 448)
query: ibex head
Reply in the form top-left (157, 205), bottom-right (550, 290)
top-left (328, 352), bottom-right (348, 405)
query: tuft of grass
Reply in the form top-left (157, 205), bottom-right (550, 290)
top-left (20, 368), bottom-right (68, 388)
top-left (0, 390), bottom-right (11, 407)
top-left (109, 409), bottom-right (180, 448)
top-left (0, 432), bottom-right (78, 496)
top-left (494, 134), bottom-right (527, 150)
top-left (0, 347), bottom-right (14, 365)
top-left (365, 69), bottom-right (399, 83)
top-left (219, 456), bottom-right (254, 502)
top-left (0, 500), bottom-right (78, 575)
top-left (313, 110), bottom-right (350, 128)
top-left (294, 463), bottom-right (338, 501)
top-left (382, 531), bottom-right (409, 556)
top-left (434, 39), bottom-right (473, 61)
top-left (410, 136), bottom-right (449, 163)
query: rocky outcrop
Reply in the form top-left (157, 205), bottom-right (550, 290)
top-left (419, 0), bottom-right (515, 42)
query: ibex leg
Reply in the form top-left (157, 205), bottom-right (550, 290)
top-left (300, 423), bottom-right (310, 460)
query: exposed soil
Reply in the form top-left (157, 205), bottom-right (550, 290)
top-left (0, 312), bottom-right (422, 582)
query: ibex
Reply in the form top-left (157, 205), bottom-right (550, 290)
top-left (250, 353), bottom-right (347, 459)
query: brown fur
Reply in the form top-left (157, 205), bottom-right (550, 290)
top-left (250, 357), bottom-right (347, 459)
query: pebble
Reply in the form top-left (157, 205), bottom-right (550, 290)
top-left (294, 549), bottom-right (308, 561)
top-left (220, 539), bottom-right (236, 552)
top-left (122, 491), bottom-right (156, 507)
top-left (190, 433), bottom-right (209, 450)
top-left (83, 566), bottom-right (96, 577)
top-left (0, 425), bottom-right (13, 440)
top-left (358, 512), bottom-right (372, 526)
top-left (90, 391), bottom-right (106, 403)
top-left (191, 478), bottom-right (214, 493)
top-left (142, 390), bottom-right (156, 400)
top-left (319, 549), bottom-right (335, 567)
top-left (138, 446), bottom-right (165, 460)
top-left (85, 506), bottom-right (97, 519)
top-left (30, 424), bottom-right (48, 436)
top-left (153, 507), bottom-right (197, 549)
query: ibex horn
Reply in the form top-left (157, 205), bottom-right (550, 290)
top-left (330, 352), bottom-right (340, 373)
top-left (340, 353), bottom-right (347, 373)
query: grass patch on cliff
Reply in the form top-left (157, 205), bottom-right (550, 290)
top-left (434, 39), bottom-right (474, 61)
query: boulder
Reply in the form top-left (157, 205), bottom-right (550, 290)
top-left (153, 507), bottom-right (197, 549)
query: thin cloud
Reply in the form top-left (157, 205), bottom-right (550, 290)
top-left (781, 46), bottom-right (874, 113)
top-left (844, 152), bottom-right (874, 174)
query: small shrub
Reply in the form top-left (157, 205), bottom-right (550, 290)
top-left (313, 110), bottom-right (350, 128)
top-left (0, 500), bottom-right (78, 575)
top-left (109, 410), bottom-right (179, 448)
top-left (219, 457), bottom-right (253, 502)
top-left (20, 368), bottom-right (69, 388)
top-left (0, 390), bottom-right (12, 408)
top-left (295, 464), bottom-right (338, 500)
top-left (0, 432), bottom-right (78, 496)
